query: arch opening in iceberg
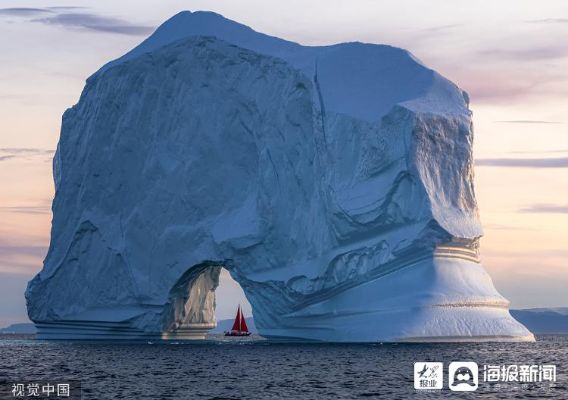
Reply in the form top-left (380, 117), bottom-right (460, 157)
top-left (161, 262), bottom-right (229, 340)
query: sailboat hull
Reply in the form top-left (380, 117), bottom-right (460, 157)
top-left (224, 331), bottom-right (252, 337)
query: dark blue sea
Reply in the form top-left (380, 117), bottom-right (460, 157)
top-left (0, 334), bottom-right (566, 399)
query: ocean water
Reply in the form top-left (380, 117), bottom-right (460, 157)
top-left (0, 334), bottom-right (566, 399)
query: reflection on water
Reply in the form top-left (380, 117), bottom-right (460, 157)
top-left (0, 334), bottom-right (566, 399)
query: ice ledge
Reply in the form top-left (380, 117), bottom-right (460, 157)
top-left (397, 335), bottom-right (535, 343)
top-left (33, 321), bottom-right (216, 341)
top-left (258, 305), bottom-right (535, 343)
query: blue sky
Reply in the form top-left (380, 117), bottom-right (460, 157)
top-left (0, 0), bottom-right (567, 326)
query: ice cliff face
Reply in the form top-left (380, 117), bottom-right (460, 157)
top-left (26, 11), bottom-right (533, 341)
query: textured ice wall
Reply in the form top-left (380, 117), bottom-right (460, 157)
top-left (26, 12), bottom-right (533, 341)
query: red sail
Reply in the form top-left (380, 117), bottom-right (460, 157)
top-left (239, 309), bottom-right (249, 332)
top-left (231, 306), bottom-right (242, 331)
top-left (230, 305), bottom-right (249, 332)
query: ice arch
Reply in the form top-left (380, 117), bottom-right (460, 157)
top-left (161, 262), bottom-right (223, 340)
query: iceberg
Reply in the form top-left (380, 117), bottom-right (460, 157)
top-left (26, 11), bottom-right (533, 342)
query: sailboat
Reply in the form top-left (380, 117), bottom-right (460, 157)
top-left (224, 305), bottom-right (251, 336)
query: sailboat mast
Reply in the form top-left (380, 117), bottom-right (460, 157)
top-left (238, 305), bottom-right (242, 331)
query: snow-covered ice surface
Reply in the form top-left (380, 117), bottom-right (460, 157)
top-left (26, 11), bottom-right (533, 342)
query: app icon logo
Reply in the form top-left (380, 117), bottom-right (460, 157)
top-left (414, 362), bottom-right (443, 389)
top-left (449, 362), bottom-right (478, 391)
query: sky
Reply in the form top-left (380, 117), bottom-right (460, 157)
top-left (0, 0), bottom-right (567, 327)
